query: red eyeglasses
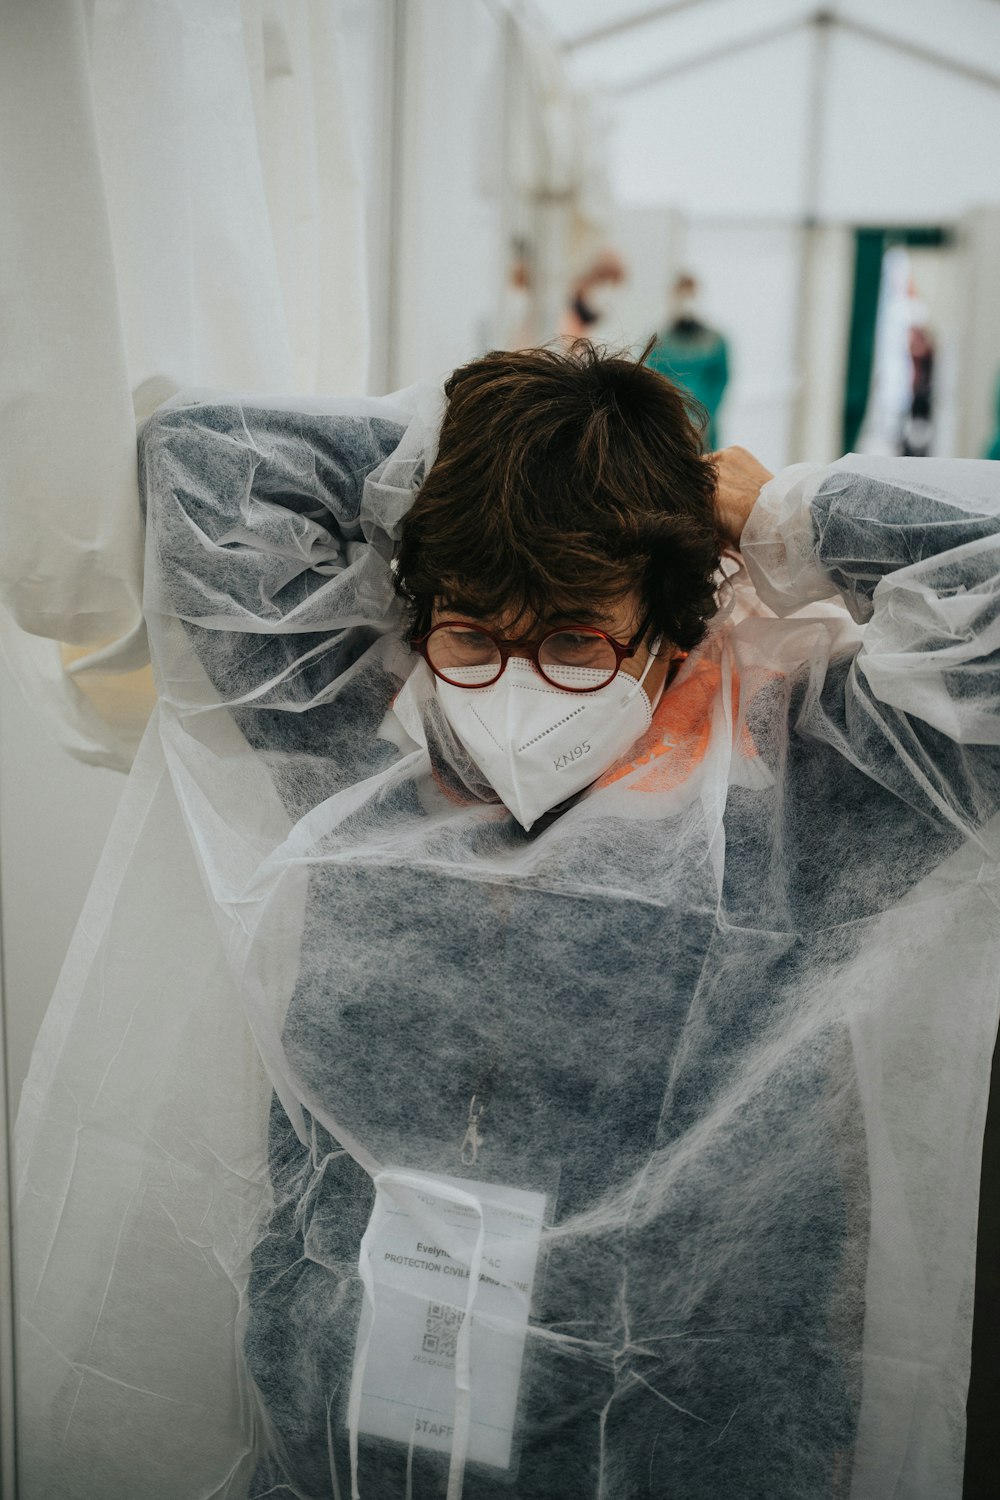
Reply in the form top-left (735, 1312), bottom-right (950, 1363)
top-left (412, 618), bottom-right (651, 692)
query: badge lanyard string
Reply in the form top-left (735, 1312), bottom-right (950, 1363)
top-left (459, 882), bottom-right (512, 1166)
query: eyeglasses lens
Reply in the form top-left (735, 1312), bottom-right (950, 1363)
top-left (427, 627), bottom-right (502, 685)
top-left (426, 625), bottom-right (621, 689)
top-left (538, 632), bottom-right (618, 688)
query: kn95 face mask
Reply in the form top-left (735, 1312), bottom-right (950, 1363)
top-left (434, 641), bottom-right (664, 830)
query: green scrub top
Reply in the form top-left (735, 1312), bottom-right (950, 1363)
top-left (985, 375), bottom-right (1000, 462)
top-left (646, 322), bottom-right (729, 451)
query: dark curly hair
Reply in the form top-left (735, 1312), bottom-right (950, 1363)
top-left (395, 340), bottom-right (721, 650)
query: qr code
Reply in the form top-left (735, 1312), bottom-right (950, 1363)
top-left (422, 1302), bottom-right (464, 1360)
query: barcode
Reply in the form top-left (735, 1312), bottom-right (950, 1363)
top-left (422, 1301), bottom-right (464, 1361)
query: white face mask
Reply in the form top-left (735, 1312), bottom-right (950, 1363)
top-left (586, 287), bottom-right (618, 321)
top-left (434, 643), bottom-right (664, 831)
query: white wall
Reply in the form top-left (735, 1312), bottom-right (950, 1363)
top-left (955, 207), bottom-right (1000, 460)
top-left (604, 204), bottom-right (684, 354)
top-left (794, 224), bottom-right (854, 465)
top-left (0, 654), bottom-right (124, 1114)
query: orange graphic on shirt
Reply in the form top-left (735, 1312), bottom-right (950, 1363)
top-left (595, 657), bottom-right (759, 795)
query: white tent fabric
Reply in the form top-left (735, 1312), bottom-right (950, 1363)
top-left (532, 0), bottom-right (1000, 473)
top-left (0, 0), bottom-right (369, 768)
top-left (537, 0), bottom-right (1000, 222)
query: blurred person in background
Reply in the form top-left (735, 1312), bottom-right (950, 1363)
top-left (560, 247), bottom-right (627, 340)
top-left (646, 272), bottom-right (729, 450)
top-left (901, 322), bottom-right (935, 457)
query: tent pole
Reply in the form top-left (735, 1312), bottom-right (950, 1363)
top-left (838, 15), bottom-right (1000, 93)
top-left (495, 8), bottom-right (516, 346)
top-left (609, 7), bottom-right (1000, 98)
top-left (564, 0), bottom-right (722, 54)
top-left (609, 15), bottom-right (807, 95)
top-left (0, 750), bottom-right (18, 1499)
top-left (789, 10), bottom-right (833, 463)
top-left (369, 0), bottom-right (407, 396)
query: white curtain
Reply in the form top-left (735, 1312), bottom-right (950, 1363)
top-left (0, 0), bottom-right (370, 768)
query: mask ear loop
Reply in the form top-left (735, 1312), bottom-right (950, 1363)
top-left (713, 547), bottom-right (745, 626)
top-left (623, 632), bottom-right (670, 721)
top-left (636, 634), bottom-right (664, 692)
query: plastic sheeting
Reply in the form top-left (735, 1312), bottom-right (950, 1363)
top-left (0, 0), bottom-right (368, 766)
top-left (15, 388), bottom-right (1000, 1499)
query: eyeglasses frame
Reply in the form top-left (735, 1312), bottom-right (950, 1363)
top-left (412, 616), bottom-right (653, 693)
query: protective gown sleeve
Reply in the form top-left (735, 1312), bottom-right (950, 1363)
top-left (137, 401), bottom-right (414, 809)
top-left (741, 454), bottom-right (1000, 839)
top-left (138, 402), bottom-right (408, 702)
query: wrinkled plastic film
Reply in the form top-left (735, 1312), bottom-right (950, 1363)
top-left (14, 395), bottom-right (1000, 1499)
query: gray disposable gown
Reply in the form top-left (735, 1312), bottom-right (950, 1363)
top-left (14, 388), bottom-right (1000, 1500)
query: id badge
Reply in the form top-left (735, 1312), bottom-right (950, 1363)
top-left (348, 1168), bottom-right (547, 1470)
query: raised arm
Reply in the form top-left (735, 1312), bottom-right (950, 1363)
top-left (139, 399), bottom-right (409, 709)
top-left (737, 451), bottom-right (1000, 838)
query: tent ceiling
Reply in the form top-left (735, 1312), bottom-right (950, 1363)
top-left (529, 0), bottom-right (1000, 221)
top-left (535, 0), bottom-right (1000, 87)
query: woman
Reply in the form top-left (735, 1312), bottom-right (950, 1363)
top-left (18, 344), bottom-right (999, 1499)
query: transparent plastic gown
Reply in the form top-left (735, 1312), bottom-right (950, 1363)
top-left (15, 388), bottom-right (1000, 1500)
